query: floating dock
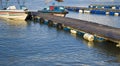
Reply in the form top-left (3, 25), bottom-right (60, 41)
top-left (65, 6), bottom-right (120, 16)
top-left (88, 4), bottom-right (120, 9)
top-left (26, 12), bottom-right (120, 46)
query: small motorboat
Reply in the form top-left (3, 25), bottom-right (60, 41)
top-left (0, 5), bottom-right (28, 20)
top-left (0, 0), bottom-right (28, 20)
top-left (38, 6), bottom-right (68, 17)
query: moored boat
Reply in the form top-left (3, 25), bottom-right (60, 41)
top-left (0, 6), bottom-right (27, 20)
top-left (0, 0), bottom-right (28, 20)
top-left (38, 6), bottom-right (68, 17)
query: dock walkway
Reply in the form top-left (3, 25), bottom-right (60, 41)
top-left (26, 12), bottom-right (120, 44)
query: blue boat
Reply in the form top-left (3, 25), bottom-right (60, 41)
top-left (38, 6), bottom-right (68, 17)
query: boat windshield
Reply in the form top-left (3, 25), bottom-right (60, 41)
top-left (59, 7), bottom-right (64, 10)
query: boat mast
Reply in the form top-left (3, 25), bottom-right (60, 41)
top-left (1, 0), bottom-right (9, 9)
top-left (17, 0), bottom-right (26, 9)
top-left (0, 0), bottom-right (3, 9)
top-left (17, 0), bottom-right (21, 9)
top-left (17, 0), bottom-right (26, 5)
top-left (5, 0), bottom-right (9, 8)
top-left (23, 0), bottom-right (26, 6)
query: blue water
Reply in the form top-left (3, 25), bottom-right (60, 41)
top-left (0, 0), bottom-right (120, 66)
top-left (0, 20), bottom-right (120, 66)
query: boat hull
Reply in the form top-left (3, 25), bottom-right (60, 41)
top-left (38, 11), bottom-right (68, 17)
top-left (53, 13), bottom-right (65, 17)
top-left (0, 10), bottom-right (27, 20)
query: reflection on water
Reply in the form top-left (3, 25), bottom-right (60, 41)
top-left (4, 19), bottom-right (27, 27)
top-left (0, 19), bottom-right (120, 66)
top-left (70, 33), bottom-right (77, 38)
top-left (87, 41), bottom-right (94, 48)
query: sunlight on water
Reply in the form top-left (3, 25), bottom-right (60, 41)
top-left (4, 19), bottom-right (27, 27)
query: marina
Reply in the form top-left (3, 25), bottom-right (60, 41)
top-left (0, 0), bottom-right (120, 66)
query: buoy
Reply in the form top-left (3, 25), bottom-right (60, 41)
top-left (114, 13), bottom-right (119, 16)
top-left (102, 7), bottom-right (104, 9)
top-left (116, 42), bottom-right (120, 47)
top-left (39, 18), bottom-right (45, 24)
top-left (48, 20), bottom-right (53, 26)
top-left (104, 6), bottom-right (111, 9)
top-left (109, 12), bottom-right (115, 16)
top-left (84, 10), bottom-right (90, 14)
top-left (90, 10), bottom-right (96, 14)
top-left (56, 23), bottom-right (63, 29)
top-left (79, 10), bottom-right (83, 13)
top-left (83, 33), bottom-right (94, 42)
top-left (77, 31), bottom-right (84, 37)
top-left (70, 30), bottom-right (77, 34)
top-left (44, 20), bottom-right (48, 25)
top-left (94, 36), bottom-right (105, 42)
top-left (63, 27), bottom-right (70, 32)
top-left (112, 7), bottom-right (116, 9)
top-left (94, 10), bottom-right (106, 15)
top-left (106, 12), bottom-right (109, 15)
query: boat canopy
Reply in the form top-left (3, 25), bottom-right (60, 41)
top-left (7, 5), bottom-right (16, 10)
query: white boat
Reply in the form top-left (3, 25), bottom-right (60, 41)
top-left (0, 0), bottom-right (27, 20)
top-left (0, 10), bottom-right (27, 20)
